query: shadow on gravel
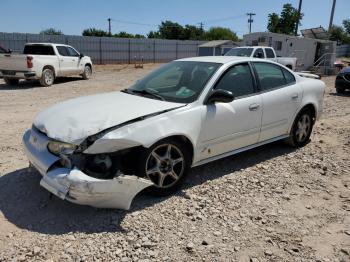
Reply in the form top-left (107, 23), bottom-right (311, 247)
top-left (0, 77), bottom-right (83, 90)
top-left (329, 91), bottom-right (350, 97)
top-left (0, 141), bottom-right (296, 235)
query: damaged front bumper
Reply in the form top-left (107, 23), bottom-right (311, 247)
top-left (22, 128), bottom-right (153, 210)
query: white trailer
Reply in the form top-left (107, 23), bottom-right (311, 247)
top-left (243, 32), bottom-right (336, 73)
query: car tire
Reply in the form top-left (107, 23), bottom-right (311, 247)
top-left (336, 87), bottom-right (345, 94)
top-left (286, 108), bottom-right (314, 147)
top-left (39, 68), bottom-right (55, 87)
top-left (136, 138), bottom-right (191, 196)
top-left (4, 78), bottom-right (19, 86)
top-left (82, 65), bottom-right (92, 80)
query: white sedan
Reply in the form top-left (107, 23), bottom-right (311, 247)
top-left (23, 56), bottom-right (325, 209)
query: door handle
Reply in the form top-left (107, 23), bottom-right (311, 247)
top-left (60, 59), bottom-right (64, 62)
top-left (249, 103), bottom-right (260, 111)
top-left (291, 93), bottom-right (299, 99)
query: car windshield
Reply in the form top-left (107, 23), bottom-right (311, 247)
top-left (126, 61), bottom-right (221, 103)
top-left (225, 48), bottom-right (253, 57)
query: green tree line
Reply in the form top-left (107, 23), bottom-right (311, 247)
top-left (81, 21), bottom-right (238, 41)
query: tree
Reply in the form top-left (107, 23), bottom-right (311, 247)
top-left (267, 13), bottom-right (280, 33)
top-left (343, 19), bottom-right (350, 35)
top-left (181, 25), bottom-right (204, 40)
top-left (82, 28), bottom-right (109, 37)
top-left (204, 27), bottom-right (239, 41)
top-left (115, 31), bottom-right (135, 38)
top-left (40, 28), bottom-right (63, 35)
top-left (147, 31), bottom-right (161, 39)
top-left (158, 20), bottom-right (184, 39)
top-left (267, 3), bottom-right (303, 35)
top-left (328, 25), bottom-right (350, 44)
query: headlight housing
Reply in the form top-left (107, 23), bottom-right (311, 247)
top-left (47, 141), bottom-right (77, 155)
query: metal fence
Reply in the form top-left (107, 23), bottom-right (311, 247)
top-left (0, 32), bottom-right (205, 64)
top-left (336, 44), bottom-right (350, 57)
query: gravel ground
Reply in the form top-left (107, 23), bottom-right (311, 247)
top-left (0, 65), bottom-right (349, 262)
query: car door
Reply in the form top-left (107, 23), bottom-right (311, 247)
top-left (252, 62), bottom-right (302, 142)
top-left (198, 63), bottom-right (263, 160)
top-left (56, 46), bottom-right (80, 75)
top-left (66, 46), bottom-right (83, 74)
top-left (264, 48), bottom-right (277, 62)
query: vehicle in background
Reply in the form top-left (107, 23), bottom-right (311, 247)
top-left (225, 46), bottom-right (297, 71)
top-left (22, 56), bottom-right (325, 209)
top-left (0, 45), bottom-right (11, 78)
top-left (0, 43), bottom-right (92, 86)
top-left (0, 45), bottom-right (11, 53)
top-left (335, 66), bottom-right (350, 93)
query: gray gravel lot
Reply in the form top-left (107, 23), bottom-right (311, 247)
top-left (0, 65), bottom-right (349, 261)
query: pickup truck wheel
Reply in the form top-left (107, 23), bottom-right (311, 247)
top-left (4, 78), bottom-right (19, 86)
top-left (136, 139), bottom-right (191, 196)
top-left (39, 68), bottom-right (54, 87)
top-left (82, 65), bottom-right (91, 80)
top-left (286, 108), bottom-right (314, 147)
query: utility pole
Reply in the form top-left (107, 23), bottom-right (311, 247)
top-left (108, 18), bottom-right (112, 36)
top-left (294, 0), bottom-right (303, 36)
top-left (199, 22), bottom-right (204, 32)
top-left (247, 13), bottom-right (256, 34)
top-left (328, 0), bottom-right (336, 33)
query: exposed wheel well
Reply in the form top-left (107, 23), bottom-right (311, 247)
top-left (300, 104), bottom-right (316, 122)
top-left (42, 65), bottom-right (55, 77)
top-left (157, 135), bottom-right (194, 164)
top-left (85, 63), bottom-right (92, 70)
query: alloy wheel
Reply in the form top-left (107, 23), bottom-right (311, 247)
top-left (145, 144), bottom-right (185, 188)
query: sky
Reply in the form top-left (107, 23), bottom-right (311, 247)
top-left (0, 0), bottom-right (349, 38)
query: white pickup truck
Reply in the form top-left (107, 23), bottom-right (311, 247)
top-left (0, 43), bottom-right (92, 86)
top-left (225, 46), bottom-right (297, 71)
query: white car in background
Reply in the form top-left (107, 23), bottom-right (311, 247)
top-left (22, 56), bottom-right (325, 209)
top-left (0, 43), bottom-right (92, 86)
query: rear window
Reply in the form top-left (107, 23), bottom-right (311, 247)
top-left (23, 45), bottom-right (55, 55)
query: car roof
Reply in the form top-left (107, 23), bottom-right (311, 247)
top-left (176, 56), bottom-right (270, 65)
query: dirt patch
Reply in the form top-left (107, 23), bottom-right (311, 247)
top-left (0, 66), bottom-right (349, 261)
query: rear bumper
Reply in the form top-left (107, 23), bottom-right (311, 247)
top-left (22, 128), bottom-right (153, 210)
top-left (0, 70), bottom-right (38, 79)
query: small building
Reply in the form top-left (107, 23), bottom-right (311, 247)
top-left (243, 32), bottom-right (336, 71)
top-left (198, 40), bottom-right (241, 56)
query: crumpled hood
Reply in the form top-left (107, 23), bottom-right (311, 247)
top-left (34, 91), bottom-right (183, 144)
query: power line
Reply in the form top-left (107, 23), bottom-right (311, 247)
top-left (246, 13), bottom-right (256, 34)
top-left (109, 14), bottom-right (246, 29)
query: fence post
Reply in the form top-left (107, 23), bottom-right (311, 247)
top-left (176, 41), bottom-right (178, 59)
top-left (99, 38), bottom-right (102, 64)
top-left (153, 40), bottom-right (156, 63)
top-left (128, 39), bottom-right (131, 64)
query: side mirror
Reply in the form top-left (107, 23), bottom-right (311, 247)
top-left (79, 53), bottom-right (84, 58)
top-left (206, 89), bottom-right (234, 104)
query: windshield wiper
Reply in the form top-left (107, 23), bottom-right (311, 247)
top-left (126, 88), bottom-right (165, 101)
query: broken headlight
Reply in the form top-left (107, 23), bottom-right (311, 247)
top-left (47, 141), bottom-right (77, 155)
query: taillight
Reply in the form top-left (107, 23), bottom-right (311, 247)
top-left (27, 56), bottom-right (33, 68)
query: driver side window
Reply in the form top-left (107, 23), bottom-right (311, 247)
top-left (214, 63), bottom-right (255, 98)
